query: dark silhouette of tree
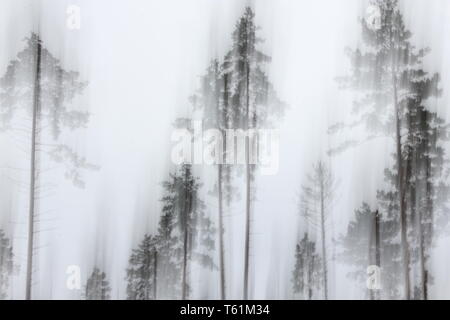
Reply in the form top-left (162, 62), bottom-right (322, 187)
top-left (126, 235), bottom-right (158, 300)
top-left (160, 164), bottom-right (215, 299)
top-left (339, 204), bottom-right (401, 299)
top-left (0, 33), bottom-right (97, 299)
top-left (331, 0), bottom-right (447, 299)
top-left (292, 233), bottom-right (322, 300)
top-left (221, 7), bottom-right (284, 299)
top-left (85, 267), bottom-right (111, 300)
top-left (0, 229), bottom-right (15, 300)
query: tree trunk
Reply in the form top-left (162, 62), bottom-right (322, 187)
top-left (319, 175), bottom-right (328, 300)
top-left (243, 63), bottom-right (251, 300)
top-left (393, 72), bottom-right (411, 300)
top-left (217, 66), bottom-right (227, 300)
top-left (26, 36), bottom-right (42, 300)
top-left (370, 210), bottom-right (381, 300)
top-left (417, 207), bottom-right (426, 299)
top-left (218, 163), bottom-right (226, 300)
top-left (308, 244), bottom-right (313, 300)
top-left (181, 215), bottom-right (189, 300)
top-left (181, 167), bottom-right (192, 300)
top-left (153, 250), bottom-right (158, 300)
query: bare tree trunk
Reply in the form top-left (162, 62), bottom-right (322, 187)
top-left (218, 163), bottom-right (226, 300)
top-left (153, 250), bottom-right (158, 300)
top-left (181, 217), bottom-right (189, 300)
top-left (417, 208), bottom-right (426, 299)
top-left (243, 64), bottom-right (251, 300)
top-left (26, 37), bottom-right (42, 301)
top-left (370, 210), bottom-right (381, 300)
top-left (393, 72), bottom-right (411, 300)
top-left (217, 67), bottom-right (227, 300)
top-left (308, 245), bottom-right (314, 300)
top-left (181, 167), bottom-right (192, 300)
top-left (319, 174), bottom-right (328, 300)
top-left (422, 156), bottom-right (433, 300)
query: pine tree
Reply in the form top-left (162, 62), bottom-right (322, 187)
top-left (0, 33), bottom-right (97, 299)
top-left (221, 7), bottom-right (284, 299)
top-left (126, 235), bottom-right (158, 300)
top-left (85, 267), bottom-right (111, 300)
top-left (159, 164), bottom-right (215, 299)
top-left (300, 161), bottom-right (336, 299)
top-left (339, 204), bottom-right (401, 299)
top-left (292, 233), bottom-right (322, 300)
top-left (191, 60), bottom-right (229, 299)
top-left (331, 0), bottom-right (445, 299)
top-left (0, 230), bottom-right (15, 300)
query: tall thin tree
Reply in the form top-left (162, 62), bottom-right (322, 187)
top-left (0, 33), bottom-right (97, 299)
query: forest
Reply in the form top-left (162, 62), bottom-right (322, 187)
top-left (0, 0), bottom-right (450, 300)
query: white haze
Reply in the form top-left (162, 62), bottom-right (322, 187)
top-left (0, 0), bottom-right (449, 299)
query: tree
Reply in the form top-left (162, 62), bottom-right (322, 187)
top-left (160, 164), bottom-right (215, 299)
top-left (221, 7), bottom-right (284, 299)
top-left (85, 267), bottom-right (111, 300)
top-left (0, 33), bottom-right (97, 299)
top-left (331, 0), bottom-right (444, 299)
top-left (339, 204), bottom-right (401, 299)
top-left (0, 230), bottom-right (15, 300)
top-left (126, 235), bottom-right (158, 300)
top-left (300, 161), bottom-right (336, 299)
top-left (191, 60), bottom-right (229, 299)
top-left (292, 233), bottom-right (322, 300)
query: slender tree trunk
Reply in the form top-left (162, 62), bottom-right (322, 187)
top-left (243, 63), bottom-right (251, 300)
top-left (308, 245), bottom-right (314, 300)
top-left (217, 66), bottom-right (226, 299)
top-left (181, 217), bottom-right (189, 300)
top-left (393, 72), bottom-right (411, 300)
top-left (218, 163), bottom-right (226, 300)
top-left (26, 37), bottom-right (42, 300)
top-left (370, 210), bottom-right (381, 300)
top-left (181, 167), bottom-right (192, 300)
top-left (417, 208), bottom-right (426, 299)
top-left (319, 176), bottom-right (328, 300)
top-left (153, 250), bottom-right (158, 300)
top-left (422, 155), bottom-right (433, 300)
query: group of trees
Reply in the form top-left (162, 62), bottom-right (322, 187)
top-left (293, 161), bottom-right (337, 300)
top-left (0, 1), bottom-right (448, 300)
top-left (126, 164), bottom-right (215, 300)
top-left (292, 0), bottom-right (449, 300)
top-left (127, 9), bottom-right (283, 299)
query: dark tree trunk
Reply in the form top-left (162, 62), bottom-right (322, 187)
top-left (181, 167), bottom-right (192, 300)
top-left (319, 177), bottom-right (328, 300)
top-left (26, 36), bottom-right (42, 301)
top-left (218, 163), bottom-right (226, 300)
top-left (243, 63), bottom-right (251, 300)
top-left (153, 250), bottom-right (158, 300)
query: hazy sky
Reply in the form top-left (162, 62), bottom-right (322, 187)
top-left (0, 0), bottom-right (449, 299)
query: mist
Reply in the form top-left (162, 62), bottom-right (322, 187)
top-left (0, 0), bottom-right (450, 300)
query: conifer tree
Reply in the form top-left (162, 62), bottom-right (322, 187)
top-left (85, 267), bottom-right (111, 300)
top-left (221, 7), bottom-right (284, 299)
top-left (331, 0), bottom-right (447, 299)
top-left (160, 164), bottom-right (215, 299)
top-left (292, 233), bottom-right (322, 300)
top-left (0, 33), bottom-right (97, 299)
top-left (126, 235), bottom-right (158, 300)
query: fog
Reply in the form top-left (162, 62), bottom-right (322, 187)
top-left (0, 0), bottom-right (450, 300)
